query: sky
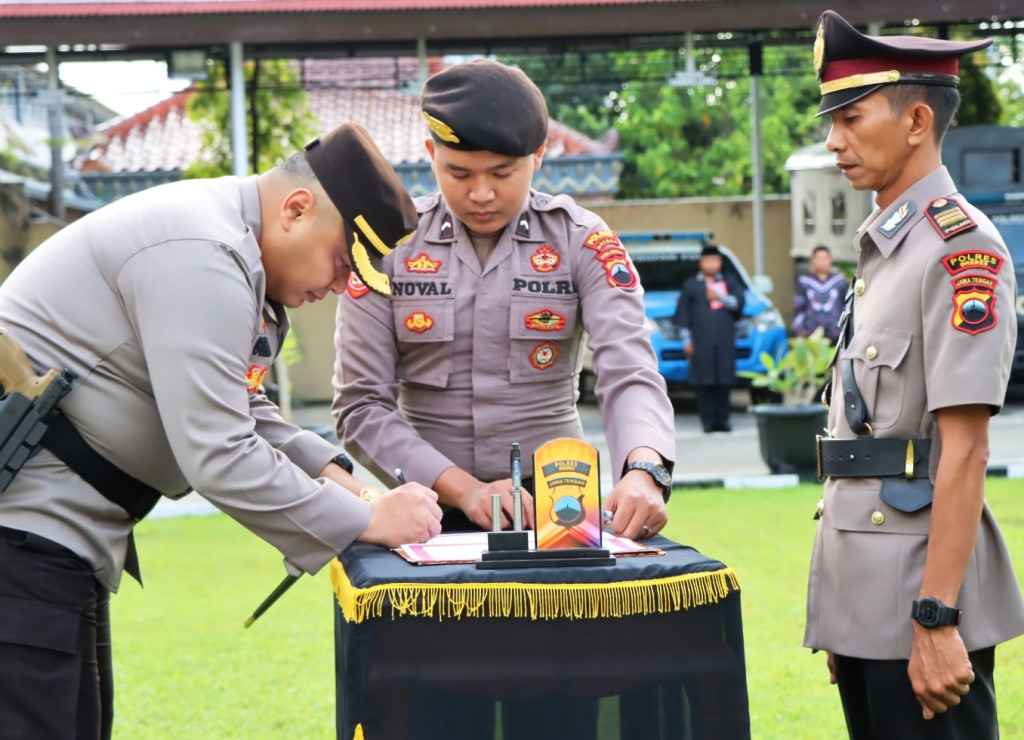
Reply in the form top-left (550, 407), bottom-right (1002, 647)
top-left (59, 60), bottom-right (190, 117)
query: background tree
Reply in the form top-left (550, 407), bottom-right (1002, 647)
top-left (185, 58), bottom-right (317, 179)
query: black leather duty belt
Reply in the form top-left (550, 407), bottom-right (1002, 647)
top-left (816, 437), bottom-right (931, 480)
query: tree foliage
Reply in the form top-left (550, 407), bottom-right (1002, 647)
top-left (185, 59), bottom-right (317, 179)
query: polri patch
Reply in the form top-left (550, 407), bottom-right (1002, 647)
top-left (524, 308), bottom-right (567, 332)
top-left (405, 252), bottom-right (442, 274)
top-left (530, 244), bottom-right (560, 273)
top-left (246, 364), bottom-right (269, 393)
top-left (347, 274), bottom-right (369, 299)
top-left (926, 197), bottom-right (976, 240)
top-left (950, 275), bottom-right (998, 335)
top-left (404, 311), bottom-right (434, 334)
top-left (940, 249), bottom-right (1003, 276)
top-left (878, 200), bottom-right (916, 238)
top-left (529, 341), bottom-right (559, 370)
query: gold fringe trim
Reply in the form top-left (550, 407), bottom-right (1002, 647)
top-left (330, 561), bottom-right (739, 624)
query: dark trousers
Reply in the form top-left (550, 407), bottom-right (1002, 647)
top-left (834, 648), bottom-right (997, 740)
top-left (695, 385), bottom-right (731, 432)
top-left (0, 526), bottom-right (114, 740)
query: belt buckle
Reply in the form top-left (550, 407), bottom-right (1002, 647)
top-left (815, 434), bottom-right (825, 482)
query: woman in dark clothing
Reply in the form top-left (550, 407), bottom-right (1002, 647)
top-left (674, 245), bottom-right (745, 433)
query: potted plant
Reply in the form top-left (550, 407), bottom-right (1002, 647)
top-left (739, 328), bottom-right (832, 477)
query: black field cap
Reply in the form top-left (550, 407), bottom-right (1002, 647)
top-left (814, 10), bottom-right (992, 116)
top-left (421, 59), bottom-right (548, 156)
top-left (305, 122), bottom-right (418, 296)
top-left (700, 244), bottom-right (721, 258)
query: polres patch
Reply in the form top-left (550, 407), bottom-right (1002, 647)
top-left (246, 364), bottom-right (269, 393)
top-left (950, 275), bottom-right (998, 335)
top-left (926, 197), bottom-right (977, 241)
top-left (940, 249), bottom-right (1003, 276)
top-left (583, 229), bottom-right (623, 254)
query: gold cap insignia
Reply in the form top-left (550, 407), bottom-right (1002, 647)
top-left (422, 111), bottom-right (460, 144)
top-left (813, 23), bottom-right (825, 76)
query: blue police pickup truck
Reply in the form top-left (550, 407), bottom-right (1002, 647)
top-left (579, 231), bottom-right (788, 401)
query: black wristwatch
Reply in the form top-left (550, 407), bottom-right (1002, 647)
top-left (624, 461), bottom-right (673, 501)
top-left (330, 452), bottom-right (354, 475)
top-left (912, 597), bottom-right (961, 629)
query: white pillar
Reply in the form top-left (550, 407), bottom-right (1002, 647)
top-left (46, 46), bottom-right (65, 220)
top-left (229, 41), bottom-right (248, 177)
top-left (750, 43), bottom-right (765, 278)
top-left (417, 36), bottom-right (429, 89)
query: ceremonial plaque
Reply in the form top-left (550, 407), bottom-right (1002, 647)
top-left (533, 437), bottom-right (602, 550)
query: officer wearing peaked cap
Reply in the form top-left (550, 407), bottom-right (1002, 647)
top-left (0, 122), bottom-right (440, 739)
top-left (804, 11), bottom-right (1022, 740)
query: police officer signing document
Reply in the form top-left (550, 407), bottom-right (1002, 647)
top-left (806, 11), bottom-right (1023, 740)
top-left (0, 123), bottom-right (442, 739)
top-left (335, 61), bottom-right (675, 540)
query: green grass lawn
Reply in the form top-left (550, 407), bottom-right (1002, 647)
top-left (111, 480), bottom-right (1024, 739)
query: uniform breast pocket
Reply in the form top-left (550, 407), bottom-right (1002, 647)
top-left (508, 295), bottom-right (579, 383)
top-left (840, 328), bottom-right (913, 431)
top-left (394, 299), bottom-right (455, 389)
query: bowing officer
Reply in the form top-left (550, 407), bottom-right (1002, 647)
top-left (805, 11), bottom-right (1023, 740)
top-left (334, 59), bottom-right (676, 541)
top-left (0, 123), bottom-right (442, 740)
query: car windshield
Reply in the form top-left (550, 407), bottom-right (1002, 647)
top-left (631, 249), bottom-right (746, 293)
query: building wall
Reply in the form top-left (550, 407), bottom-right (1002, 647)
top-left (287, 194), bottom-right (795, 403)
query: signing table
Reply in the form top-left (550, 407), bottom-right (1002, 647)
top-left (330, 536), bottom-right (749, 740)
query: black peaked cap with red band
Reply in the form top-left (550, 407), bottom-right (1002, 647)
top-left (814, 10), bottom-right (992, 116)
top-left (304, 122), bottom-right (419, 296)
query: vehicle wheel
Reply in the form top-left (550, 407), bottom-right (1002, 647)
top-left (579, 370), bottom-right (597, 404)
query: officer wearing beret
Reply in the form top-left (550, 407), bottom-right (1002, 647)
top-left (0, 122), bottom-right (442, 739)
top-left (335, 60), bottom-right (676, 541)
top-left (805, 11), bottom-right (1023, 739)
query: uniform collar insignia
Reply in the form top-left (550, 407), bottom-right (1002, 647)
top-left (515, 213), bottom-right (531, 239)
top-left (426, 211), bottom-right (456, 244)
top-left (878, 200), bottom-right (916, 239)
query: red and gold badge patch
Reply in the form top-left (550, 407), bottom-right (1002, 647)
top-left (583, 230), bottom-right (622, 253)
top-left (405, 252), bottom-right (442, 274)
top-left (529, 341), bottom-right (559, 370)
top-left (950, 275), bottom-right (998, 335)
top-left (530, 244), bottom-right (560, 273)
top-left (524, 308), bottom-right (567, 332)
top-left (404, 311), bottom-right (434, 333)
top-left (347, 273), bottom-right (369, 299)
top-left (246, 363), bottom-right (269, 393)
top-left (940, 250), bottom-right (1003, 276)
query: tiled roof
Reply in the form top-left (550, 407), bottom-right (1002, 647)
top-left (0, 1), bottom-right (685, 18)
top-left (83, 59), bottom-right (613, 173)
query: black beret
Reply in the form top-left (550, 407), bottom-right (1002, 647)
top-left (814, 10), bottom-right (992, 116)
top-left (700, 245), bottom-right (721, 258)
top-left (304, 122), bottom-right (418, 296)
top-left (421, 60), bottom-right (549, 157)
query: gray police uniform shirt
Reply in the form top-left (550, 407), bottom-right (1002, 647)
top-left (804, 166), bottom-right (1024, 659)
top-left (0, 176), bottom-right (371, 591)
top-left (333, 190), bottom-right (675, 488)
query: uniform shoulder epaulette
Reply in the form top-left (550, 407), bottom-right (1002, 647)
top-left (413, 192), bottom-right (442, 215)
top-left (531, 191), bottom-right (591, 227)
top-left (924, 195), bottom-right (977, 241)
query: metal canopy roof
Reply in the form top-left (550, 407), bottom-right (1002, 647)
top-left (0, 1), bottom-right (1018, 51)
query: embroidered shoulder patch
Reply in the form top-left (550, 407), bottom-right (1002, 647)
top-left (583, 229), bottom-right (622, 253)
top-left (878, 200), bottom-right (916, 238)
top-left (405, 252), bottom-right (442, 274)
top-left (246, 364), bottom-right (269, 393)
top-left (346, 273), bottom-right (369, 299)
top-left (925, 197), bottom-right (976, 241)
top-left (940, 250), bottom-right (1003, 276)
top-left (950, 275), bottom-right (998, 335)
